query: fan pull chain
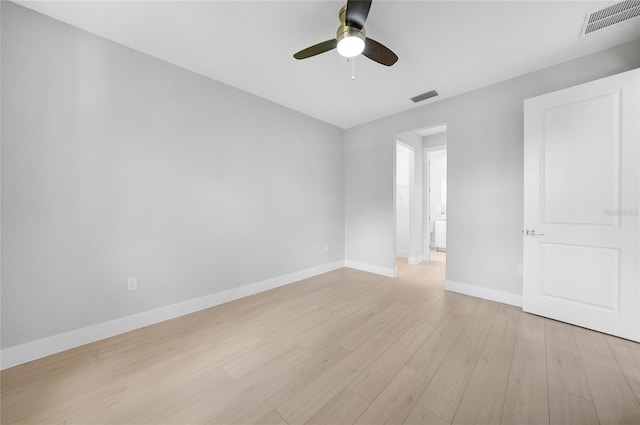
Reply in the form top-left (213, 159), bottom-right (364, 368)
top-left (350, 57), bottom-right (356, 80)
top-left (352, 57), bottom-right (356, 80)
top-left (346, 58), bottom-right (356, 80)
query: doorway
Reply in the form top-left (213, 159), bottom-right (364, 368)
top-left (394, 125), bottom-right (448, 282)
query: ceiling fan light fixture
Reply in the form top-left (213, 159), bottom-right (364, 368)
top-left (293, 1), bottom-right (397, 66)
top-left (336, 26), bottom-right (365, 58)
top-left (337, 36), bottom-right (365, 57)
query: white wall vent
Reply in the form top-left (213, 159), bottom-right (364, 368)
top-left (581, 0), bottom-right (640, 36)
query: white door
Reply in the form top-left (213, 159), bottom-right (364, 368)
top-left (523, 69), bottom-right (640, 342)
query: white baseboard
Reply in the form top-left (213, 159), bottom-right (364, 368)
top-left (345, 260), bottom-right (397, 278)
top-left (445, 279), bottom-right (522, 307)
top-left (408, 255), bottom-right (425, 265)
top-left (0, 261), bottom-right (345, 370)
top-left (397, 253), bottom-right (425, 264)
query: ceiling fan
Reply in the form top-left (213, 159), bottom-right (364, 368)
top-left (293, 0), bottom-right (398, 66)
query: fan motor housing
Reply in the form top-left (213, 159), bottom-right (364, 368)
top-left (336, 25), bottom-right (366, 43)
top-left (336, 4), bottom-right (365, 51)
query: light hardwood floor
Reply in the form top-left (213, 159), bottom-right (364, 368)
top-left (2, 256), bottom-right (640, 425)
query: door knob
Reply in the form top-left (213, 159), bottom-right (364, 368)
top-left (523, 229), bottom-right (544, 236)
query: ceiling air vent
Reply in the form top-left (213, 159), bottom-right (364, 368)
top-left (581, 0), bottom-right (640, 36)
top-left (411, 90), bottom-right (439, 103)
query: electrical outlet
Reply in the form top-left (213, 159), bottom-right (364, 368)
top-left (127, 277), bottom-right (138, 291)
top-left (517, 264), bottom-right (524, 276)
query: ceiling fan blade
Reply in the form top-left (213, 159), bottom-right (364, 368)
top-left (293, 39), bottom-right (338, 60)
top-left (345, 0), bottom-right (372, 30)
top-left (363, 38), bottom-right (398, 66)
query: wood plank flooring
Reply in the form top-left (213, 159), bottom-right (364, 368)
top-left (2, 253), bottom-right (640, 425)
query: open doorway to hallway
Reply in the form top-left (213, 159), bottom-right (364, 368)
top-left (395, 125), bottom-right (447, 284)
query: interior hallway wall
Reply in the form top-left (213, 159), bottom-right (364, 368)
top-left (423, 132), bottom-right (447, 149)
top-left (395, 143), bottom-right (412, 258)
top-left (396, 131), bottom-right (424, 264)
top-left (428, 150), bottom-right (447, 224)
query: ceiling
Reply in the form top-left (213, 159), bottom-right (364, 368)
top-left (15, 1), bottom-right (640, 129)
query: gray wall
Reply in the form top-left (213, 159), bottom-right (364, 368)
top-left (1, 3), bottom-right (345, 348)
top-left (345, 40), bottom-right (640, 295)
top-left (423, 132), bottom-right (447, 148)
